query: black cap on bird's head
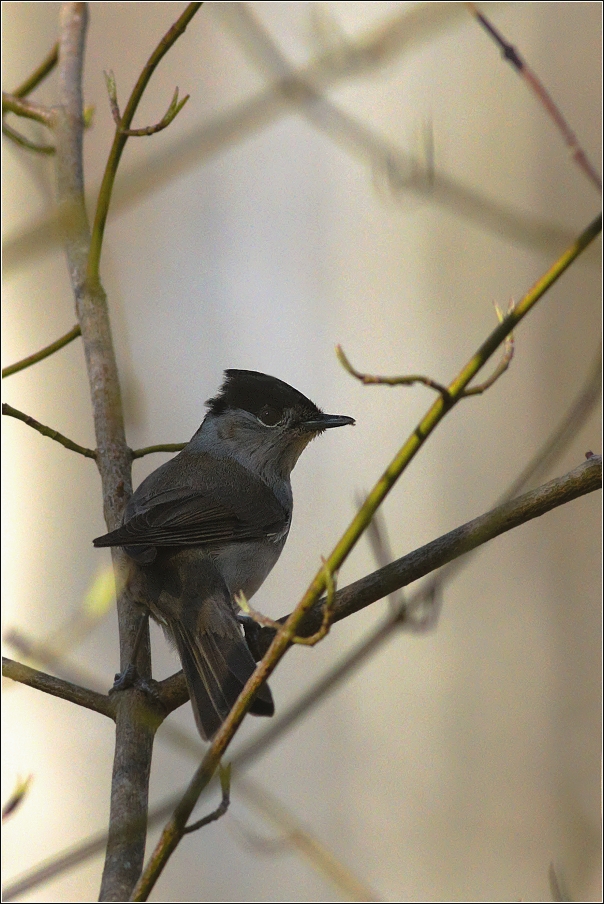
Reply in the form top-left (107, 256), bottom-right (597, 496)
top-left (206, 370), bottom-right (355, 433)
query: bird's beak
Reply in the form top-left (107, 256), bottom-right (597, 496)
top-left (302, 413), bottom-right (355, 431)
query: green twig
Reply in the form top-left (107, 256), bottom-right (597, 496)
top-left (2, 402), bottom-right (96, 459)
top-left (104, 71), bottom-right (189, 136)
top-left (131, 442), bottom-right (186, 459)
top-left (2, 324), bottom-right (81, 378)
top-left (2, 92), bottom-right (54, 126)
top-left (2, 121), bottom-right (55, 154)
top-left (12, 42), bottom-right (59, 98)
top-left (88, 2), bottom-right (203, 282)
top-left (183, 764), bottom-right (231, 834)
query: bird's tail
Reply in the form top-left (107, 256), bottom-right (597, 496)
top-left (170, 607), bottom-right (274, 741)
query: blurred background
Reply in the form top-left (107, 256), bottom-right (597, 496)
top-left (2, 2), bottom-right (601, 901)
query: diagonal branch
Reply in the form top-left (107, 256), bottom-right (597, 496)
top-left (133, 211), bottom-right (601, 899)
top-left (2, 657), bottom-right (116, 719)
top-left (2, 402), bottom-right (96, 458)
top-left (2, 324), bottom-right (81, 378)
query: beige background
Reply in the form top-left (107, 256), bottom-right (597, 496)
top-left (2, 2), bottom-right (601, 901)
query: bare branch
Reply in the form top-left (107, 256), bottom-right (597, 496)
top-left (2, 657), bottom-right (116, 719)
top-left (2, 402), bottom-right (96, 458)
top-left (2, 91), bottom-right (54, 126)
top-left (2, 324), bottom-right (81, 378)
top-left (183, 764), bottom-right (231, 834)
top-left (336, 344), bottom-right (450, 395)
top-left (104, 71), bottom-right (189, 136)
top-left (2, 120), bottom-right (55, 154)
top-left (467, 2), bottom-right (601, 191)
top-left (11, 42), bottom-right (59, 98)
top-left (131, 442), bottom-right (186, 459)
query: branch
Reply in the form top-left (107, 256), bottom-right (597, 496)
top-left (2, 657), bottom-right (116, 719)
top-left (2, 92), bottom-right (54, 125)
top-left (104, 71), bottom-right (189, 136)
top-left (133, 210), bottom-right (600, 897)
top-left (88, 2), bottom-right (203, 281)
top-left (2, 120), bottom-right (55, 154)
top-left (2, 324), bottom-right (81, 378)
top-left (11, 42), bottom-right (59, 98)
top-left (467, 2), bottom-right (601, 192)
top-left (131, 442), bottom-right (186, 459)
top-left (2, 402), bottom-right (96, 458)
top-left (182, 764), bottom-right (230, 834)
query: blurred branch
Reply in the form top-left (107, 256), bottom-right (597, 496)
top-left (2, 402), bottom-right (97, 458)
top-left (2, 324), bottom-right (81, 378)
top-left (6, 2), bottom-right (590, 272)
top-left (2, 776), bottom-right (34, 822)
top-left (232, 775), bottom-right (382, 902)
top-left (2, 657), bottom-right (115, 719)
top-left (2, 120), bottom-right (55, 154)
top-left (11, 42), bottom-right (59, 98)
top-left (467, 2), bottom-right (601, 192)
top-left (2, 92), bottom-right (53, 125)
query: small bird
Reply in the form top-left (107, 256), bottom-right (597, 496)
top-left (93, 370), bottom-right (354, 739)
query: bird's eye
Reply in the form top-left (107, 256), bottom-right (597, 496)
top-left (257, 405), bottom-right (282, 427)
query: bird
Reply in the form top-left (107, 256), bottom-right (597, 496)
top-left (93, 369), bottom-right (354, 739)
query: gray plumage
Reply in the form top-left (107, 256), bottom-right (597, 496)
top-left (94, 370), bottom-right (354, 739)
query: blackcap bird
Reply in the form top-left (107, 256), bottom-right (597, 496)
top-left (93, 370), bottom-right (354, 739)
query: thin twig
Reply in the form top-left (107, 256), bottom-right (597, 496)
top-left (2, 402), bottom-right (96, 458)
top-left (104, 71), bottom-right (189, 136)
top-left (336, 345), bottom-right (450, 395)
top-left (467, 2), bottom-right (601, 191)
top-left (132, 442), bottom-right (186, 459)
top-left (183, 764), bottom-right (231, 834)
top-left (2, 121), bottom-right (55, 154)
top-left (2, 775), bottom-right (34, 822)
top-left (88, 2), bottom-right (203, 281)
top-left (291, 560), bottom-right (337, 645)
top-left (132, 215), bottom-right (601, 900)
top-left (12, 42), bottom-right (59, 98)
top-left (2, 92), bottom-right (54, 125)
top-left (2, 657), bottom-right (116, 719)
top-left (2, 324), bottom-right (81, 378)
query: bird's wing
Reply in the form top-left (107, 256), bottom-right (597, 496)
top-left (93, 454), bottom-right (288, 549)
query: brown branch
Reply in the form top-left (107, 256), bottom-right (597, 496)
top-left (336, 344), bottom-right (450, 394)
top-left (467, 2), bottom-right (601, 191)
top-left (243, 456), bottom-right (602, 657)
top-left (2, 657), bottom-right (116, 719)
top-left (2, 402), bottom-right (97, 458)
top-left (2, 324), bottom-right (81, 378)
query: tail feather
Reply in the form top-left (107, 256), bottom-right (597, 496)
top-left (171, 618), bottom-right (274, 740)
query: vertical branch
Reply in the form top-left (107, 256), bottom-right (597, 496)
top-left (53, 4), bottom-right (154, 900)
